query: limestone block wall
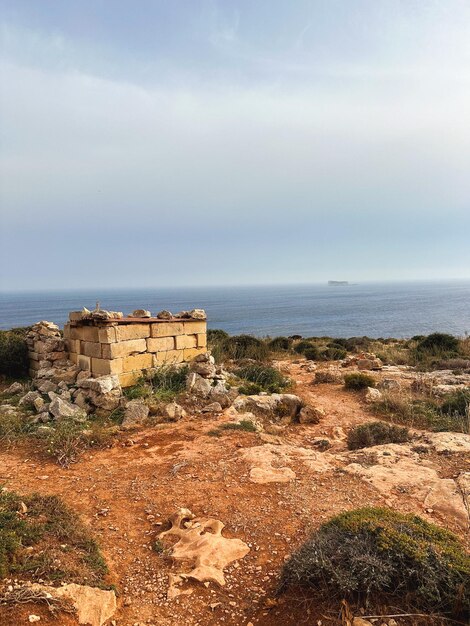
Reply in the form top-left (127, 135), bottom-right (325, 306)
top-left (63, 318), bottom-right (207, 387)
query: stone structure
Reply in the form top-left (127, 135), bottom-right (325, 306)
top-left (28, 309), bottom-right (207, 387)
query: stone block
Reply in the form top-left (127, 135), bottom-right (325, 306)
top-left (115, 324), bottom-right (150, 341)
top-left (183, 347), bottom-right (207, 361)
top-left (68, 352), bottom-right (78, 364)
top-left (183, 321), bottom-right (207, 334)
top-left (63, 323), bottom-right (70, 339)
top-left (122, 353), bottom-right (153, 372)
top-left (175, 334), bottom-right (197, 350)
top-left (102, 338), bottom-right (147, 359)
top-left (150, 322), bottom-right (184, 338)
top-left (146, 336), bottom-right (176, 352)
top-left (65, 339), bottom-right (80, 354)
top-left (153, 350), bottom-right (184, 365)
top-left (29, 360), bottom-right (40, 371)
top-left (119, 371), bottom-right (143, 387)
top-left (91, 357), bottom-right (123, 375)
top-left (71, 326), bottom-right (100, 342)
top-left (81, 341), bottom-right (102, 358)
top-left (197, 333), bottom-right (207, 348)
top-left (98, 327), bottom-right (117, 344)
top-left (78, 355), bottom-right (91, 371)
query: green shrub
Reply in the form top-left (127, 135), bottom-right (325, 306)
top-left (235, 364), bottom-right (289, 393)
top-left (344, 373), bottom-right (376, 390)
top-left (207, 328), bottom-right (229, 342)
top-left (441, 390), bottom-right (470, 417)
top-left (42, 417), bottom-right (88, 467)
top-left (303, 346), bottom-right (321, 361)
top-left (0, 329), bottom-right (29, 378)
top-left (0, 489), bottom-right (107, 584)
top-left (219, 419), bottom-right (257, 432)
top-left (417, 333), bottom-right (460, 355)
top-left (219, 335), bottom-right (269, 361)
top-left (280, 507), bottom-right (470, 616)
top-left (238, 382), bottom-right (262, 395)
top-left (294, 340), bottom-right (315, 355)
top-left (320, 347), bottom-right (347, 361)
top-left (268, 336), bottom-right (292, 352)
top-left (347, 421), bottom-right (410, 450)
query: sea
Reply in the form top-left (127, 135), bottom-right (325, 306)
top-left (0, 281), bottom-right (469, 338)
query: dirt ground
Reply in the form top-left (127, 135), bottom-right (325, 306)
top-left (1, 361), bottom-right (468, 626)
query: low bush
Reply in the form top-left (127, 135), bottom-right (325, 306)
top-left (344, 373), bottom-right (376, 390)
top-left (0, 489), bottom-right (107, 584)
top-left (303, 347), bottom-right (320, 361)
top-left (268, 336), bottom-right (292, 352)
top-left (235, 364), bottom-right (289, 393)
top-left (320, 347), bottom-right (347, 361)
top-left (280, 507), bottom-right (470, 616)
top-left (207, 328), bottom-right (229, 342)
top-left (347, 421), bottom-right (410, 450)
top-left (220, 335), bottom-right (269, 361)
top-left (294, 340), bottom-right (316, 355)
top-left (416, 333), bottom-right (460, 355)
top-left (0, 329), bottom-right (29, 378)
top-left (441, 389), bottom-right (470, 417)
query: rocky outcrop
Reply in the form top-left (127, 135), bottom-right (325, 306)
top-left (159, 508), bottom-right (249, 590)
top-left (186, 352), bottom-right (234, 407)
top-left (233, 393), bottom-right (303, 422)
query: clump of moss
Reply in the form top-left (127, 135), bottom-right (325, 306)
top-left (347, 421), bottom-right (410, 450)
top-left (344, 372), bottom-right (376, 390)
top-left (0, 489), bottom-right (108, 585)
top-left (281, 507), bottom-right (470, 616)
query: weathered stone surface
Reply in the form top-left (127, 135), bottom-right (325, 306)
top-left (122, 399), bottom-right (149, 429)
top-left (365, 387), bottom-right (383, 403)
top-left (175, 334), bottom-right (197, 350)
top-left (102, 338), bottom-right (147, 359)
top-left (122, 353), bottom-right (153, 372)
top-left (29, 583), bottom-right (116, 626)
top-left (190, 361), bottom-right (217, 378)
top-left (37, 380), bottom-right (58, 394)
top-left (80, 341), bottom-right (102, 358)
top-left (234, 393), bottom-right (303, 421)
top-left (91, 357), bottom-right (123, 375)
top-left (146, 336), bottom-right (176, 352)
top-left (378, 378), bottom-right (401, 390)
top-left (202, 402), bottom-right (223, 413)
top-left (357, 357), bottom-right (383, 370)
top-left (189, 309), bottom-right (207, 320)
top-left (78, 375), bottom-right (120, 394)
top-left (48, 394), bottom-right (83, 419)
top-left (19, 391), bottom-right (41, 407)
top-left (153, 350), bottom-right (185, 365)
top-left (151, 322), bottom-right (184, 337)
top-left (130, 309), bottom-right (151, 318)
top-left (183, 321), bottom-right (207, 334)
top-left (186, 372), bottom-right (212, 397)
top-left (4, 381), bottom-right (24, 394)
top-left (183, 347), bottom-right (207, 361)
top-left (298, 405), bottom-right (325, 424)
top-left (98, 326), bottom-right (117, 344)
top-left (159, 508), bottom-right (249, 588)
top-left (115, 323), bottom-right (150, 342)
top-left (157, 310), bottom-right (173, 319)
top-left (162, 402), bottom-right (187, 422)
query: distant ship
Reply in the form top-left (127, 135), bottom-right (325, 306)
top-left (328, 280), bottom-right (349, 286)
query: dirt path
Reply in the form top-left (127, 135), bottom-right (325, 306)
top-left (1, 362), bottom-right (468, 625)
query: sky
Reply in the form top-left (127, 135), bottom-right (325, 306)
top-left (1, 0), bottom-right (470, 290)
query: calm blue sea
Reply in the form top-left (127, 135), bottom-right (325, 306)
top-left (0, 282), bottom-right (469, 338)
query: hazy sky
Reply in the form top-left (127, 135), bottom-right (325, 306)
top-left (1, 1), bottom-right (470, 290)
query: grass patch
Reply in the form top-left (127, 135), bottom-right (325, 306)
top-left (373, 390), bottom-right (469, 433)
top-left (344, 373), bottom-right (376, 390)
top-left (280, 507), bottom-right (470, 617)
top-left (0, 489), bottom-right (108, 585)
top-left (347, 421), bottom-right (410, 450)
top-left (235, 364), bottom-right (290, 394)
